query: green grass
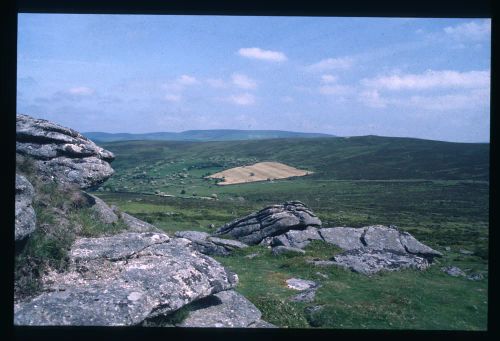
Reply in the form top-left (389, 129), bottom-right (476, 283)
top-left (211, 242), bottom-right (488, 330)
top-left (69, 207), bottom-right (129, 237)
top-left (70, 136), bottom-right (490, 329)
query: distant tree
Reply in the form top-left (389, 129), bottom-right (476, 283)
top-left (180, 189), bottom-right (186, 194)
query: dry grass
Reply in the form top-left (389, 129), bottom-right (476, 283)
top-left (206, 161), bottom-right (313, 185)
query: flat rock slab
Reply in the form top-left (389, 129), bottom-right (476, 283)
top-left (213, 201), bottom-right (321, 245)
top-left (286, 278), bottom-right (318, 291)
top-left (177, 290), bottom-right (262, 328)
top-left (15, 174), bottom-right (36, 241)
top-left (319, 227), bottom-right (364, 250)
top-left (14, 232), bottom-right (238, 326)
top-left (320, 225), bottom-right (442, 259)
top-left (330, 249), bottom-right (429, 275)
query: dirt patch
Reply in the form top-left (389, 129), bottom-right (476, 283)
top-left (206, 162), bottom-right (313, 186)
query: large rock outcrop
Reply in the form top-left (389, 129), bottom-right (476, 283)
top-left (319, 225), bottom-right (442, 258)
top-left (14, 232), bottom-right (238, 326)
top-left (310, 225), bottom-right (442, 275)
top-left (15, 174), bottom-right (36, 241)
top-left (16, 114), bottom-right (115, 189)
top-left (213, 201), bottom-right (321, 245)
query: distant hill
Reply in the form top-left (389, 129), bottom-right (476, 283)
top-left (101, 135), bottom-right (489, 181)
top-left (83, 130), bottom-right (334, 142)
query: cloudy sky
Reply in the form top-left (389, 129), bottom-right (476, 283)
top-left (17, 14), bottom-right (491, 142)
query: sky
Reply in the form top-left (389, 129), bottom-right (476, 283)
top-left (17, 14), bottom-right (491, 142)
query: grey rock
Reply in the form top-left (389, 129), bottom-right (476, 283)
top-left (442, 266), bottom-right (466, 277)
top-left (399, 231), bottom-right (443, 257)
top-left (315, 272), bottom-right (329, 279)
top-left (177, 290), bottom-right (262, 328)
top-left (34, 157), bottom-right (114, 189)
top-left (459, 249), bottom-right (474, 255)
top-left (259, 236), bottom-right (274, 246)
top-left (362, 225), bottom-right (406, 253)
top-left (174, 231), bottom-right (248, 256)
top-left (320, 225), bottom-right (441, 259)
top-left (290, 287), bottom-right (320, 303)
top-left (82, 192), bottom-right (118, 224)
top-left (286, 278), bottom-right (318, 291)
top-left (16, 114), bottom-right (115, 189)
top-left (330, 249), bottom-right (430, 275)
top-left (175, 231), bottom-right (210, 242)
top-left (319, 227), bottom-right (365, 250)
top-left (14, 232), bottom-right (238, 326)
top-left (213, 201), bottom-right (321, 245)
top-left (208, 237), bottom-right (249, 250)
top-left (15, 174), bottom-right (37, 241)
top-left (271, 226), bottom-right (323, 249)
top-left (271, 246), bottom-right (306, 256)
top-left (445, 246), bottom-right (451, 251)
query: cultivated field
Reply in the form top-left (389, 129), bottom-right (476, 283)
top-left (206, 161), bottom-right (313, 185)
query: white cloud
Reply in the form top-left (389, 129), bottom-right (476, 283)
top-left (318, 85), bottom-right (353, 96)
top-left (444, 20), bottom-right (491, 42)
top-left (231, 73), bottom-right (257, 89)
top-left (177, 74), bottom-right (198, 85)
top-left (321, 74), bottom-right (338, 83)
top-left (362, 70), bottom-right (490, 91)
top-left (228, 93), bottom-right (255, 106)
top-left (406, 88), bottom-right (489, 111)
top-left (358, 87), bottom-right (489, 111)
top-left (68, 86), bottom-right (94, 95)
top-left (164, 94), bottom-right (181, 102)
top-left (238, 47), bottom-right (287, 62)
top-left (358, 89), bottom-right (387, 108)
top-left (307, 57), bottom-right (353, 71)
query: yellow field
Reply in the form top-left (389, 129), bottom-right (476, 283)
top-left (206, 161), bottom-right (313, 185)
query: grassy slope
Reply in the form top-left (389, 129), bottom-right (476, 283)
top-left (101, 136), bottom-right (489, 181)
top-left (91, 136), bottom-right (489, 329)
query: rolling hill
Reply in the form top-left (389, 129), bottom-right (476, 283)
top-left (101, 135), bottom-right (489, 181)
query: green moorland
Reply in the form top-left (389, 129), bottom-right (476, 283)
top-left (91, 136), bottom-right (489, 330)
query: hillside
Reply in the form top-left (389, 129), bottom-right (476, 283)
top-left (101, 135), bottom-right (489, 181)
top-left (83, 129), bottom-right (333, 142)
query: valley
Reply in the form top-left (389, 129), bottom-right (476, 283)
top-left (90, 136), bottom-right (489, 329)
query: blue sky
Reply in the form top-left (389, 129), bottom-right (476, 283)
top-left (17, 14), bottom-right (491, 142)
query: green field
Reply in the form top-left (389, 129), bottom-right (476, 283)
top-left (91, 136), bottom-right (489, 329)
